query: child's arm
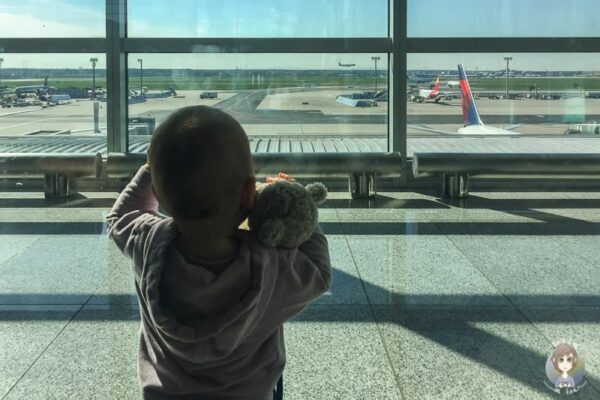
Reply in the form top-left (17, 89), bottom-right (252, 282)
top-left (105, 164), bottom-right (162, 259)
top-left (296, 224), bottom-right (331, 291)
top-left (272, 223), bottom-right (331, 319)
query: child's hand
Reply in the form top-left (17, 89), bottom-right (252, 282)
top-left (265, 172), bottom-right (295, 184)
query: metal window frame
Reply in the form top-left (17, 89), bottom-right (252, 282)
top-left (1, 0), bottom-right (600, 186)
top-left (106, 0), bottom-right (128, 153)
top-left (390, 0), bottom-right (407, 180)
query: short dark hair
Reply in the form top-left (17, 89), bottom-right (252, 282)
top-left (147, 106), bottom-right (252, 219)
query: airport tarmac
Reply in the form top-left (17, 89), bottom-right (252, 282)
top-left (257, 89), bottom-right (388, 115)
top-left (1, 88), bottom-right (600, 138)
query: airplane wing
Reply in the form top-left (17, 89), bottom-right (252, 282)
top-left (409, 124), bottom-right (459, 135)
top-left (501, 124), bottom-right (521, 131)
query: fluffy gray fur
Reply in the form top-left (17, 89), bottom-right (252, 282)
top-left (248, 181), bottom-right (328, 248)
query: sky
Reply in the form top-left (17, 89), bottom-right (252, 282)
top-left (0, 0), bottom-right (599, 70)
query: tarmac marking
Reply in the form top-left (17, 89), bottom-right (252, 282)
top-left (0, 114), bottom-right (68, 131)
top-left (0, 108), bottom-right (43, 118)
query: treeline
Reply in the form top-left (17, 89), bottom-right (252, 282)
top-left (2, 68), bottom-right (379, 79)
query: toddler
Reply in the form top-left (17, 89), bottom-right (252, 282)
top-left (106, 106), bottom-right (331, 400)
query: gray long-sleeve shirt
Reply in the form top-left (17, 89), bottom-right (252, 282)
top-left (105, 165), bottom-right (331, 400)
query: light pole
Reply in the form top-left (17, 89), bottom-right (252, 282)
top-left (0, 58), bottom-right (4, 101)
top-left (137, 58), bottom-right (143, 95)
top-left (371, 56), bottom-right (381, 93)
top-left (503, 56), bottom-right (513, 99)
top-left (90, 57), bottom-right (98, 99)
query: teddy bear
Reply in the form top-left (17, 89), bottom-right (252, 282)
top-left (247, 173), bottom-right (327, 248)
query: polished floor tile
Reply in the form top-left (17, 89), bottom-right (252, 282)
top-left (0, 236), bottom-right (112, 305)
top-left (518, 306), bottom-right (600, 385)
top-left (442, 232), bottom-right (600, 306)
top-left (284, 305), bottom-right (402, 400)
top-left (372, 305), bottom-right (600, 400)
top-left (3, 305), bottom-right (140, 400)
top-left (0, 305), bottom-right (79, 399)
top-left (0, 235), bottom-right (40, 266)
top-left (347, 234), bottom-right (510, 307)
top-left (2, 189), bottom-right (600, 399)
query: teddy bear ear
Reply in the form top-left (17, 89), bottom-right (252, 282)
top-left (305, 182), bottom-right (328, 204)
top-left (258, 219), bottom-right (286, 248)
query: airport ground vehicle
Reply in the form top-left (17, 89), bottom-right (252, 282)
top-left (47, 95), bottom-right (71, 105)
top-left (199, 91), bottom-right (218, 99)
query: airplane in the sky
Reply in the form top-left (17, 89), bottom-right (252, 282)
top-left (410, 78), bottom-right (455, 103)
top-left (410, 64), bottom-right (521, 135)
top-left (338, 61), bottom-right (356, 67)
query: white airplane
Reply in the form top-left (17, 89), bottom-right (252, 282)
top-left (410, 78), bottom-right (455, 103)
top-left (411, 64), bottom-right (521, 135)
top-left (338, 61), bottom-right (356, 67)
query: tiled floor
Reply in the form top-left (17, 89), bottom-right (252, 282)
top-left (1, 190), bottom-right (599, 399)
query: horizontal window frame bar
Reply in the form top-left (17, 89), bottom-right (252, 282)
top-left (2, 37), bottom-right (599, 54)
top-left (407, 37), bottom-right (600, 53)
top-left (0, 38), bottom-right (106, 53)
top-left (124, 38), bottom-right (393, 53)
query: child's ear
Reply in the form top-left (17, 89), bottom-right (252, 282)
top-left (241, 177), bottom-right (256, 210)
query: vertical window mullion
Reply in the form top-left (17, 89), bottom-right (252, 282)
top-left (106, 0), bottom-right (128, 153)
top-left (389, 0), bottom-right (407, 178)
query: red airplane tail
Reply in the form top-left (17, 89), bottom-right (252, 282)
top-left (430, 77), bottom-right (440, 97)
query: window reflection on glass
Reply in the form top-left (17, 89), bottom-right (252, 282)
top-left (128, 0), bottom-right (387, 38)
top-left (0, 54), bottom-right (107, 142)
top-left (0, 1), bottom-right (105, 37)
top-left (408, 0), bottom-right (600, 37)
top-left (127, 53), bottom-right (388, 153)
top-left (407, 53), bottom-right (600, 152)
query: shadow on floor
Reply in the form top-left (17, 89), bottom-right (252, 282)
top-left (0, 195), bottom-right (116, 208)
top-left (322, 197), bottom-right (450, 210)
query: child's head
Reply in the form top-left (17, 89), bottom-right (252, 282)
top-left (147, 106), bottom-right (255, 227)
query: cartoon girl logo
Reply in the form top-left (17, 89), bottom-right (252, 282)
top-left (545, 342), bottom-right (586, 394)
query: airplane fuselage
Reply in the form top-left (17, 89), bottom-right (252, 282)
top-left (418, 88), bottom-right (439, 99)
top-left (15, 85), bottom-right (45, 94)
top-left (457, 124), bottom-right (519, 135)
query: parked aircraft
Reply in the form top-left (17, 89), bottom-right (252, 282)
top-left (410, 78), bottom-right (455, 103)
top-left (15, 77), bottom-right (49, 96)
top-left (338, 61), bottom-right (356, 67)
top-left (411, 64), bottom-right (521, 135)
top-left (144, 88), bottom-right (177, 98)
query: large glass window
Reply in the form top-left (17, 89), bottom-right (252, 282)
top-left (127, 53), bottom-right (388, 153)
top-left (0, 1), bottom-right (105, 38)
top-left (128, 0), bottom-right (388, 38)
top-left (408, 0), bottom-right (600, 38)
top-left (0, 54), bottom-right (107, 144)
top-left (407, 53), bottom-right (600, 155)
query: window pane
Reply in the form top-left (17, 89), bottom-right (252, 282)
top-left (408, 0), bottom-right (600, 37)
top-left (127, 53), bottom-right (388, 153)
top-left (0, 1), bottom-right (105, 38)
top-left (128, 0), bottom-right (387, 38)
top-left (407, 53), bottom-right (600, 155)
top-left (0, 54), bottom-right (107, 152)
